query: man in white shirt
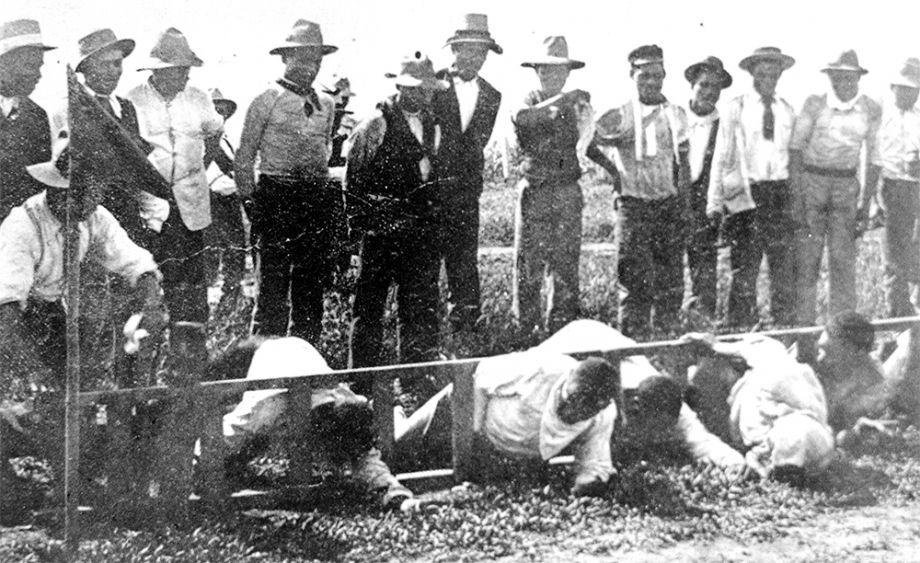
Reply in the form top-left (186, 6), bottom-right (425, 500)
top-left (682, 56), bottom-right (732, 319)
top-left (707, 47), bottom-right (798, 329)
top-left (871, 58), bottom-right (920, 317)
top-left (127, 28), bottom-right (223, 356)
top-left (395, 320), bottom-right (744, 497)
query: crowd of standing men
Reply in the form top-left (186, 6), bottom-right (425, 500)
top-left (1, 11), bottom-right (920, 516)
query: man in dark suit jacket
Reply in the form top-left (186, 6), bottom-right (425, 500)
top-left (54, 27), bottom-right (155, 244)
top-left (0, 19), bottom-right (55, 219)
top-left (433, 13), bottom-right (502, 331)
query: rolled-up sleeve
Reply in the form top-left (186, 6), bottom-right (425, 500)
top-left (89, 207), bottom-right (158, 285)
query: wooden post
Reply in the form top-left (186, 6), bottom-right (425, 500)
top-left (449, 363), bottom-right (478, 483)
top-left (285, 380), bottom-right (313, 486)
top-left (373, 371), bottom-right (395, 461)
top-left (63, 183), bottom-right (82, 557)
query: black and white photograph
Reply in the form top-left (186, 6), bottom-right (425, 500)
top-left (2, 1), bottom-right (920, 561)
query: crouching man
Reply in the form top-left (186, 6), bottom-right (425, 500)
top-left (0, 139), bottom-right (166, 522)
top-left (212, 336), bottom-right (416, 510)
top-left (394, 320), bottom-right (744, 497)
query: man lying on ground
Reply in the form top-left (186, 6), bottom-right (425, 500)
top-left (394, 320), bottom-right (744, 497)
top-left (213, 336), bottom-right (416, 510)
top-left (685, 310), bottom-right (919, 481)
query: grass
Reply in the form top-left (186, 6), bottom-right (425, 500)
top-left (0, 173), bottom-right (912, 562)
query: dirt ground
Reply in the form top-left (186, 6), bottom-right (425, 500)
top-left (486, 505), bottom-right (920, 563)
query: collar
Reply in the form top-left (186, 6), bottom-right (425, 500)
top-left (277, 77), bottom-right (315, 98)
top-left (452, 74), bottom-right (479, 87)
top-left (84, 84), bottom-right (122, 118)
top-left (827, 90), bottom-right (861, 111)
top-left (0, 95), bottom-right (20, 118)
top-left (687, 103), bottom-right (719, 126)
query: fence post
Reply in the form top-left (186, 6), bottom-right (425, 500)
top-left (285, 380), bottom-right (313, 486)
top-left (450, 363), bottom-right (478, 483)
top-left (373, 372), bottom-right (394, 461)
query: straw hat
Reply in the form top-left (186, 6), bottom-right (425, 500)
top-left (521, 36), bottom-right (585, 69)
top-left (628, 44), bottom-right (664, 69)
top-left (739, 46), bottom-right (795, 73)
top-left (137, 28), bottom-right (202, 70)
top-left (444, 13), bottom-right (502, 54)
top-left (821, 49), bottom-right (868, 74)
top-left (891, 57), bottom-right (920, 89)
top-left (385, 52), bottom-right (449, 90)
top-left (27, 137), bottom-right (70, 189)
top-left (684, 55), bottom-right (733, 88)
top-left (269, 20), bottom-right (338, 56)
top-left (0, 19), bottom-right (55, 58)
top-left (75, 28), bottom-right (135, 73)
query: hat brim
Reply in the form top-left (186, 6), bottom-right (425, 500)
top-left (891, 77), bottom-right (920, 89)
top-left (386, 72), bottom-right (449, 91)
top-left (521, 57), bottom-right (585, 70)
top-left (269, 44), bottom-right (338, 56)
top-left (0, 43), bottom-right (56, 58)
top-left (822, 65), bottom-right (869, 75)
top-left (445, 36), bottom-right (503, 55)
top-left (137, 55), bottom-right (203, 70)
top-left (739, 53), bottom-right (795, 73)
top-left (75, 38), bottom-right (136, 73)
top-left (27, 162), bottom-right (69, 189)
top-left (684, 62), bottom-right (733, 88)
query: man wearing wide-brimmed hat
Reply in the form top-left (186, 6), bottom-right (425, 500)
top-left (0, 18), bottom-right (56, 218)
top-left (511, 36), bottom-right (607, 335)
top-left (871, 57), bottom-right (920, 317)
top-left (595, 44), bottom-right (691, 338)
top-left (235, 19), bottom-right (338, 344)
top-left (680, 55), bottom-right (732, 321)
top-left (706, 47), bottom-right (797, 329)
top-left (345, 52), bottom-right (448, 387)
top-left (127, 27), bottom-right (223, 360)
top-left (432, 13), bottom-right (503, 333)
top-left (50, 27), bottom-right (153, 240)
top-left (790, 49), bottom-right (882, 325)
top-left (0, 138), bottom-right (166, 520)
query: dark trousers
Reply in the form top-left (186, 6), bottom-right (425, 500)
top-left (881, 178), bottom-right (920, 317)
top-left (438, 193), bottom-right (481, 328)
top-left (723, 181), bottom-right (796, 328)
top-left (150, 207), bottom-right (208, 325)
top-left (204, 193), bottom-right (248, 296)
top-left (252, 175), bottom-right (334, 342)
top-left (616, 196), bottom-right (685, 337)
top-left (350, 231), bottom-right (441, 376)
top-left (686, 176), bottom-right (718, 317)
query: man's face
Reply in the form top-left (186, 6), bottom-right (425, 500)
top-left (632, 62), bottom-right (665, 105)
top-left (81, 48), bottom-right (125, 96)
top-left (893, 84), bottom-right (920, 111)
top-left (283, 47), bottom-right (323, 86)
top-left (451, 43), bottom-right (489, 80)
top-left (0, 46), bottom-right (45, 97)
top-left (751, 61), bottom-right (783, 98)
top-left (535, 64), bottom-right (570, 97)
top-left (396, 85), bottom-right (434, 113)
top-left (213, 101), bottom-right (234, 121)
top-left (827, 70), bottom-right (861, 102)
top-left (690, 69), bottom-right (723, 116)
top-left (47, 187), bottom-right (96, 224)
top-left (150, 66), bottom-right (190, 99)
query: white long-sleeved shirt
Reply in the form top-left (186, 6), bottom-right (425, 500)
top-left (127, 79), bottom-right (224, 231)
top-left (535, 319), bottom-right (745, 468)
top-left (872, 101), bottom-right (920, 181)
top-left (0, 192), bottom-right (158, 306)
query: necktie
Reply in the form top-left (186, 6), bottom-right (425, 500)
top-left (762, 95), bottom-right (775, 141)
top-left (96, 95), bottom-right (114, 117)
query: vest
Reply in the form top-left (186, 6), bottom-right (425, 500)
top-left (516, 90), bottom-right (582, 183)
top-left (357, 96), bottom-right (439, 236)
top-left (0, 98), bottom-right (51, 218)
